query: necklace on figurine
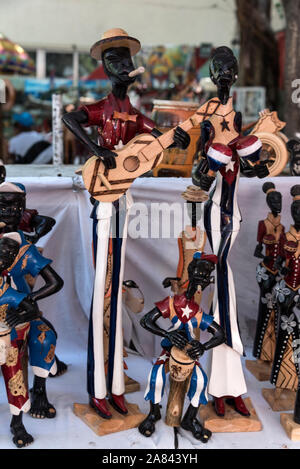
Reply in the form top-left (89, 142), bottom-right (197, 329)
top-left (267, 214), bottom-right (281, 232)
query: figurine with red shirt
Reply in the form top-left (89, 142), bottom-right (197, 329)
top-left (253, 182), bottom-right (285, 367)
top-left (138, 252), bottom-right (225, 441)
top-left (62, 29), bottom-right (190, 420)
top-left (271, 185), bottom-right (300, 424)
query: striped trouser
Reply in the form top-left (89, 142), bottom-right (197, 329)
top-left (87, 194), bottom-right (131, 399)
top-left (144, 350), bottom-right (208, 408)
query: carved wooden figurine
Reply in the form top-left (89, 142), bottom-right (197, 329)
top-left (0, 232), bottom-right (41, 447)
top-left (246, 182), bottom-right (285, 381)
top-left (263, 185), bottom-right (300, 420)
top-left (192, 46), bottom-right (269, 419)
top-left (63, 28), bottom-right (190, 425)
top-left (0, 163), bottom-right (56, 245)
top-left (0, 182), bottom-right (64, 420)
top-left (0, 165), bottom-right (67, 377)
top-left (138, 252), bottom-right (225, 442)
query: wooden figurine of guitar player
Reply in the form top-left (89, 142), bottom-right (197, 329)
top-left (62, 29), bottom-right (190, 421)
top-left (138, 252), bottom-right (225, 442)
top-left (246, 182), bottom-right (284, 381)
top-left (192, 46), bottom-right (269, 419)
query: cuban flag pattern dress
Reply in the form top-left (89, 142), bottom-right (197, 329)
top-left (202, 97), bottom-right (262, 398)
top-left (144, 294), bottom-right (213, 408)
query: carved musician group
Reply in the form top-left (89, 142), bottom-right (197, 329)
top-left (0, 28), bottom-right (297, 447)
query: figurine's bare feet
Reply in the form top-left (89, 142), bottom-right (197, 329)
top-left (89, 397), bottom-right (112, 419)
top-left (30, 376), bottom-right (56, 419)
top-left (181, 404), bottom-right (212, 443)
top-left (109, 393), bottom-right (128, 415)
top-left (225, 396), bottom-right (250, 417)
top-left (10, 414), bottom-right (34, 448)
top-left (49, 355), bottom-right (68, 377)
top-left (214, 397), bottom-right (225, 417)
top-left (138, 402), bottom-right (161, 437)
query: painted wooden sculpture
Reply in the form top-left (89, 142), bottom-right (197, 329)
top-left (138, 252), bottom-right (225, 442)
top-left (163, 185), bottom-right (208, 305)
top-left (246, 182), bottom-right (285, 381)
top-left (0, 182), bottom-right (64, 420)
top-left (63, 28), bottom-right (190, 423)
top-left (90, 197), bottom-right (143, 394)
top-left (0, 162), bottom-right (56, 245)
top-left (263, 185), bottom-right (300, 420)
top-left (0, 232), bottom-right (41, 447)
top-left (192, 46), bottom-right (269, 419)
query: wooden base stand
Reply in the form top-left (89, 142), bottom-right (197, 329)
top-left (262, 388), bottom-right (296, 411)
top-left (280, 413), bottom-right (300, 441)
top-left (245, 359), bottom-right (272, 382)
top-left (73, 402), bottom-right (146, 436)
top-left (124, 374), bottom-right (140, 394)
top-left (199, 398), bottom-right (262, 433)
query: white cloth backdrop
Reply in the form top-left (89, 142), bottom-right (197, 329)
top-left (0, 174), bottom-right (297, 450)
top-left (5, 175), bottom-right (296, 360)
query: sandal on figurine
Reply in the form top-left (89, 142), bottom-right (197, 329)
top-left (138, 402), bottom-right (161, 437)
top-left (89, 397), bottom-right (112, 419)
top-left (108, 393), bottom-right (128, 415)
top-left (214, 397), bottom-right (225, 417)
top-left (10, 416), bottom-right (34, 448)
top-left (225, 396), bottom-right (250, 417)
top-left (49, 355), bottom-right (68, 377)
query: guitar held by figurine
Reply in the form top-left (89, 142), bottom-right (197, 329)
top-left (80, 99), bottom-right (221, 202)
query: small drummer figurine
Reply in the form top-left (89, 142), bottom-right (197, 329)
top-left (138, 252), bottom-right (225, 442)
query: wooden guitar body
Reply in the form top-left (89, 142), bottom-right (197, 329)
top-left (81, 98), bottom-right (221, 202)
top-left (81, 133), bottom-right (162, 202)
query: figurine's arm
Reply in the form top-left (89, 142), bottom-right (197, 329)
top-left (186, 320), bottom-right (225, 360)
top-left (140, 307), bottom-right (188, 350)
top-left (5, 297), bottom-right (40, 328)
top-left (62, 110), bottom-right (117, 169)
top-left (254, 221), bottom-right (265, 258)
top-left (29, 265), bottom-right (64, 302)
top-left (151, 127), bottom-right (190, 150)
top-left (26, 215), bottom-right (56, 244)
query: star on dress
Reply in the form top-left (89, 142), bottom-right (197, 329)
top-left (225, 159), bottom-right (235, 172)
top-left (221, 118), bottom-right (230, 132)
top-left (181, 305), bottom-right (193, 319)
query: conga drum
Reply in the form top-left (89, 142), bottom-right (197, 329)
top-left (151, 100), bottom-right (201, 177)
top-left (166, 345), bottom-right (195, 427)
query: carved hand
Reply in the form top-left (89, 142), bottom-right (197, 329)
top-left (165, 330), bottom-right (188, 350)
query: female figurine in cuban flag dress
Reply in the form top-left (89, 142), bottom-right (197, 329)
top-left (193, 46), bottom-right (269, 417)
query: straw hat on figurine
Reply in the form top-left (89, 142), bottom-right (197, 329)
top-left (90, 28), bottom-right (141, 60)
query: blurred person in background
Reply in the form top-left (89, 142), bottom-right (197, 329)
top-left (9, 112), bottom-right (53, 164)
